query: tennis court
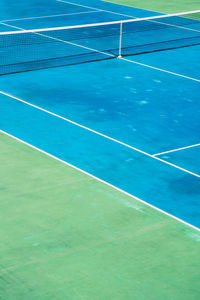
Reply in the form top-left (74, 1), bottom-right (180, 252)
top-left (0, 0), bottom-right (200, 299)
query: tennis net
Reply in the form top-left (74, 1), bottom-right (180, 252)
top-left (0, 10), bottom-right (200, 75)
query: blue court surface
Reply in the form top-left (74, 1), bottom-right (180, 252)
top-left (0, 0), bottom-right (200, 232)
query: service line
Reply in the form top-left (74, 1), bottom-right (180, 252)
top-left (153, 143), bottom-right (200, 156)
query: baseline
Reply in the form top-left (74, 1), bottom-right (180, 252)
top-left (153, 143), bottom-right (200, 156)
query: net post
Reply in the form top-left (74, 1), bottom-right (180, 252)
top-left (118, 22), bottom-right (123, 58)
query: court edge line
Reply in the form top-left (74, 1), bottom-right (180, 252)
top-left (119, 57), bottom-right (200, 82)
top-left (1, 89), bottom-right (200, 178)
top-left (1, 129), bottom-right (199, 232)
top-left (0, 11), bottom-right (101, 23)
top-left (153, 143), bottom-right (200, 156)
top-left (103, 0), bottom-right (200, 23)
top-left (101, 0), bottom-right (165, 15)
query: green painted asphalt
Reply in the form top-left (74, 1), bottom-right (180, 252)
top-left (0, 131), bottom-right (200, 299)
top-left (106, 0), bottom-right (200, 13)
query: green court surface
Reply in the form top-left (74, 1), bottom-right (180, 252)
top-left (106, 0), bottom-right (200, 13)
top-left (0, 131), bottom-right (200, 299)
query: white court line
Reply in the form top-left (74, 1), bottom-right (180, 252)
top-left (1, 129), bottom-right (199, 232)
top-left (57, 0), bottom-right (136, 18)
top-left (120, 57), bottom-right (200, 82)
top-left (153, 143), bottom-right (200, 156)
top-left (101, 0), bottom-right (162, 14)
top-left (1, 89), bottom-right (200, 179)
top-left (0, 11), bottom-right (101, 23)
